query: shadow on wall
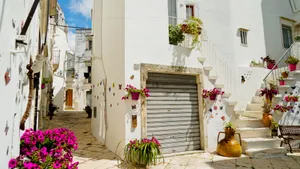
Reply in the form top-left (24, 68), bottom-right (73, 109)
top-left (171, 45), bottom-right (192, 68)
top-left (53, 87), bottom-right (64, 110)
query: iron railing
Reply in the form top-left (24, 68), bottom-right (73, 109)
top-left (263, 42), bottom-right (300, 87)
top-left (168, 16), bottom-right (236, 94)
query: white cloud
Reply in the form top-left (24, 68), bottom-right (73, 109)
top-left (67, 31), bottom-right (76, 51)
top-left (69, 0), bottom-right (93, 19)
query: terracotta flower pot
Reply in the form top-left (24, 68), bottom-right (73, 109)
top-left (267, 63), bottom-right (277, 70)
top-left (216, 128), bottom-right (242, 157)
top-left (131, 92), bottom-right (140, 100)
top-left (262, 113), bottom-right (273, 127)
top-left (209, 94), bottom-right (217, 101)
top-left (281, 72), bottom-right (289, 78)
top-left (279, 80), bottom-right (285, 86)
top-left (288, 64), bottom-right (297, 71)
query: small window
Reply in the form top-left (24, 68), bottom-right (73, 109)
top-left (168, 0), bottom-right (177, 25)
top-left (282, 25), bottom-right (293, 48)
top-left (186, 5), bottom-right (194, 19)
top-left (239, 29), bottom-right (248, 46)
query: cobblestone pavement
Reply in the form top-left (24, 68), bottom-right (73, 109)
top-left (49, 111), bottom-right (300, 169)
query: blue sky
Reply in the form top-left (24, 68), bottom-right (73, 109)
top-left (57, 0), bottom-right (92, 49)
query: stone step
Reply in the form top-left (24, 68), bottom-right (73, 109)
top-left (236, 127), bottom-right (270, 138)
top-left (251, 96), bottom-right (263, 104)
top-left (281, 78), bottom-right (296, 86)
top-left (242, 137), bottom-right (282, 153)
top-left (246, 103), bottom-right (263, 111)
top-left (242, 111), bottom-right (262, 119)
top-left (245, 147), bottom-right (287, 158)
top-left (236, 117), bottom-right (264, 128)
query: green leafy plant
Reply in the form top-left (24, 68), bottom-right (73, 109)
top-left (224, 122), bottom-right (235, 129)
top-left (180, 17), bottom-right (203, 48)
top-left (261, 56), bottom-right (275, 64)
top-left (278, 77), bottom-right (284, 81)
top-left (295, 36), bottom-right (300, 41)
top-left (124, 137), bottom-right (164, 167)
top-left (169, 25), bottom-right (185, 45)
top-left (285, 56), bottom-right (299, 64)
top-left (42, 77), bottom-right (52, 84)
top-left (250, 60), bottom-right (263, 67)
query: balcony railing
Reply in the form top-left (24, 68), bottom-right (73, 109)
top-left (168, 16), bottom-right (236, 94)
top-left (263, 42), bottom-right (300, 87)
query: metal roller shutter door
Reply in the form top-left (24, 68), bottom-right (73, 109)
top-left (146, 73), bottom-right (201, 154)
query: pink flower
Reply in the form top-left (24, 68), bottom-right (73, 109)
top-left (8, 158), bottom-right (17, 168)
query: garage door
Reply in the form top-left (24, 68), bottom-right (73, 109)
top-left (146, 73), bottom-right (201, 154)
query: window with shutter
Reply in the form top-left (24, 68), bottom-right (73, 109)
top-left (168, 0), bottom-right (177, 25)
top-left (282, 25), bottom-right (293, 48)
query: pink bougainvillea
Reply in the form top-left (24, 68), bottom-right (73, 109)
top-left (8, 128), bottom-right (79, 169)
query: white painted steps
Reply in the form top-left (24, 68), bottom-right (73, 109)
top-left (236, 127), bottom-right (271, 138)
top-left (235, 117), bottom-right (264, 128)
top-left (242, 137), bottom-right (281, 152)
top-left (245, 147), bottom-right (287, 158)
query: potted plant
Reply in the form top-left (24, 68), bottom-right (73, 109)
top-left (216, 122), bottom-right (242, 157)
top-left (273, 104), bottom-right (293, 115)
top-left (278, 77), bottom-right (285, 86)
top-left (202, 88), bottom-right (225, 101)
top-left (262, 101), bottom-right (273, 127)
top-left (281, 71), bottom-right (289, 78)
top-left (169, 24), bottom-right (185, 45)
top-left (8, 128), bottom-right (79, 169)
top-left (259, 87), bottom-right (278, 103)
top-left (250, 60), bottom-right (263, 67)
top-left (41, 77), bottom-right (52, 89)
top-left (285, 56), bottom-right (299, 71)
top-left (261, 56), bottom-right (277, 70)
top-left (270, 120), bottom-right (279, 137)
top-left (180, 17), bottom-right (202, 48)
top-left (295, 35), bottom-right (300, 42)
top-left (284, 95), bottom-right (299, 102)
top-left (124, 137), bottom-right (163, 167)
top-left (122, 85), bottom-right (150, 100)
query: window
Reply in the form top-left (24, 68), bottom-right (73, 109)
top-left (239, 29), bottom-right (248, 46)
top-left (168, 0), bottom-right (177, 25)
top-left (186, 5), bottom-right (194, 19)
top-left (282, 25), bottom-right (293, 48)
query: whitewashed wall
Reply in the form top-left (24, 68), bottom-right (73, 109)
top-left (91, 0), bottom-right (300, 154)
top-left (0, 0), bottom-right (40, 167)
top-left (53, 25), bottom-right (71, 110)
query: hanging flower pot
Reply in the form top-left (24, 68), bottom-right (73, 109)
top-left (41, 83), bottom-right (46, 89)
top-left (131, 92), bottom-right (140, 100)
top-left (288, 64), bottom-right (297, 71)
top-left (209, 94), bottom-right (217, 101)
top-left (279, 80), bottom-right (285, 86)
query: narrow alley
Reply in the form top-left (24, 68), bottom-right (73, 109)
top-left (48, 111), bottom-right (120, 169)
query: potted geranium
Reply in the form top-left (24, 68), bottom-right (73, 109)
top-left (180, 17), bottom-right (202, 48)
top-left (270, 120), bottom-right (279, 137)
top-left (261, 56), bottom-right (277, 70)
top-left (41, 77), bottom-right (51, 89)
top-left (273, 104), bottom-right (293, 115)
top-left (281, 71), bottom-right (289, 78)
top-left (8, 128), bottom-right (79, 169)
top-left (278, 77), bottom-right (285, 86)
top-left (122, 85), bottom-right (150, 100)
top-left (124, 137), bottom-right (163, 167)
top-left (202, 88), bottom-right (225, 101)
top-left (259, 87), bottom-right (278, 103)
top-left (285, 56), bottom-right (299, 71)
top-left (284, 95), bottom-right (299, 102)
top-left (262, 101), bottom-right (273, 127)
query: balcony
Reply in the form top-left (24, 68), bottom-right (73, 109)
top-left (168, 16), bottom-right (203, 49)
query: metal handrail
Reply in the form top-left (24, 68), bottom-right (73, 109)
top-left (263, 43), bottom-right (296, 87)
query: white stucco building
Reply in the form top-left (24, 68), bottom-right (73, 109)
top-left (0, 0), bottom-right (40, 167)
top-left (91, 0), bottom-right (300, 157)
top-left (0, 0), bottom-right (72, 167)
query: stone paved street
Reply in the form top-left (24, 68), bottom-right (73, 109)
top-left (49, 111), bottom-right (300, 169)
